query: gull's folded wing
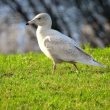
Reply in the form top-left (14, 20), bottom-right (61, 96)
top-left (43, 32), bottom-right (91, 64)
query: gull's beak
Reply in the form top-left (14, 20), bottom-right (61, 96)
top-left (26, 18), bottom-right (35, 25)
top-left (26, 20), bottom-right (33, 25)
top-left (26, 21), bottom-right (30, 25)
top-left (26, 19), bottom-right (37, 28)
top-left (26, 22), bottom-right (29, 25)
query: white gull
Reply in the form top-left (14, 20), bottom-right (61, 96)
top-left (26, 13), bottom-right (105, 73)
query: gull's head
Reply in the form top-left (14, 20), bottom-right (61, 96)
top-left (26, 13), bottom-right (52, 27)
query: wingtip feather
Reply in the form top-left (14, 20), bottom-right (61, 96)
top-left (93, 59), bottom-right (106, 68)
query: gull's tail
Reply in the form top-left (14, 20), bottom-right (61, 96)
top-left (78, 57), bottom-right (106, 68)
top-left (84, 59), bottom-right (106, 68)
top-left (91, 59), bottom-right (106, 67)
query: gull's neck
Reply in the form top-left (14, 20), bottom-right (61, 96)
top-left (36, 25), bottom-right (52, 39)
top-left (37, 25), bottom-right (51, 31)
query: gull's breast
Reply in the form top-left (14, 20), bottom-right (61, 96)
top-left (37, 36), bottom-right (53, 59)
top-left (40, 42), bottom-right (52, 59)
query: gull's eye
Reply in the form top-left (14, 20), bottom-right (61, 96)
top-left (38, 17), bottom-right (41, 20)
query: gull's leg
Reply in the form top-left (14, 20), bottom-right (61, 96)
top-left (52, 62), bottom-right (56, 74)
top-left (73, 63), bottom-right (78, 71)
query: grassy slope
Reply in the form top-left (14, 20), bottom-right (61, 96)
top-left (0, 47), bottom-right (110, 110)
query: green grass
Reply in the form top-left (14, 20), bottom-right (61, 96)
top-left (0, 47), bottom-right (110, 110)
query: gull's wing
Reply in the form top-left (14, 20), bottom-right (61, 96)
top-left (43, 30), bottom-right (105, 67)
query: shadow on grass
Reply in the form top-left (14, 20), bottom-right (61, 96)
top-left (0, 73), bottom-right (14, 78)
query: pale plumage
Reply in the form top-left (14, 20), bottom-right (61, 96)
top-left (26, 13), bottom-right (105, 73)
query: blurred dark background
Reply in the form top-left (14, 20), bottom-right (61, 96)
top-left (0, 0), bottom-right (110, 53)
